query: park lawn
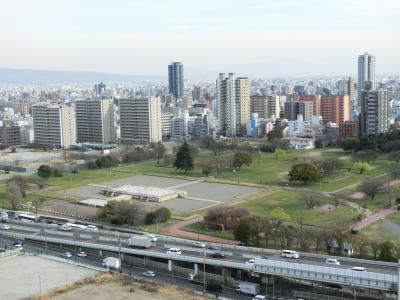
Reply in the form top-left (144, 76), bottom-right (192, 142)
top-left (361, 220), bottom-right (400, 242)
top-left (385, 212), bottom-right (400, 226)
top-left (236, 189), bottom-right (357, 227)
top-left (183, 221), bottom-right (234, 240)
top-left (339, 181), bottom-right (400, 213)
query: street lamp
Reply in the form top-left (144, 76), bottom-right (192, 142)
top-left (203, 247), bottom-right (206, 293)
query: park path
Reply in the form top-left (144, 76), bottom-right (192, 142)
top-left (351, 206), bottom-right (397, 231)
top-left (163, 217), bottom-right (240, 245)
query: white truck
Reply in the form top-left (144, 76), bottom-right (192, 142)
top-left (127, 235), bottom-right (152, 248)
top-left (236, 282), bottom-right (260, 296)
top-left (102, 257), bottom-right (121, 269)
top-left (0, 211), bottom-right (9, 222)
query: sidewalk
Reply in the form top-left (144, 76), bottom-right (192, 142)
top-left (163, 217), bottom-right (239, 245)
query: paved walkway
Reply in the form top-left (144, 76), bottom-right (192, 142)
top-left (351, 206), bottom-right (397, 231)
top-left (163, 217), bottom-right (240, 245)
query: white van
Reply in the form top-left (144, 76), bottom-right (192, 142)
top-left (326, 258), bottom-right (340, 265)
top-left (281, 250), bottom-right (300, 259)
top-left (351, 266), bottom-right (366, 272)
top-left (166, 248), bottom-right (182, 255)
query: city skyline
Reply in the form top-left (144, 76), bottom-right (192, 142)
top-left (1, 0), bottom-right (399, 79)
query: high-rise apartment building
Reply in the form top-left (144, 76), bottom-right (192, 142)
top-left (283, 101), bottom-right (313, 122)
top-left (0, 123), bottom-right (21, 146)
top-left (358, 53), bottom-right (376, 103)
top-left (294, 95), bottom-right (321, 116)
top-left (32, 103), bottom-right (76, 149)
top-left (168, 62), bottom-right (184, 99)
top-left (94, 82), bottom-right (106, 95)
top-left (236, 77), bottom-right (251, 134)
top-left (338, 77), bottom-right (355, 100)
top-left (250, 95), bottom-right (268, 119)
top-left (75, 99), bottom-right (115, 144)
top-left (320, 95), bottom-right (350, 124)
top-left (216, 73), bottom-right (250, 137)
top-left (360, 83), bottom-right (389, 136)
top-left (119, 97), bottom-right (161, 145)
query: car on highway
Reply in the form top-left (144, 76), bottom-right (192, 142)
top-left (61, 251), bottom-right (72, 258)
top-left (60, 224), bottom-right (73, 231)
top-left (326, 258), bottom-right (340, 265)
top-left (13, 241), bottom-right (23, 250)
top-left (208, 245), bottom-right (221, 251)
top-left (281, 250), bottom-right (300, 259)
top-left (166, 248), bottom-right (182, 255)
top-left (205, 283), bottom-right (223, 293)
top-left (193, 241), bottom-right (206, 248)
top-left (0, 224), bottom-right (10, 230)
top-left (77, 251), bottom-right (87, 257)
top-left (246, 258), bottom-right (255, 264)
top-left (87, 225), bottom-right (98, 230)
top-left (351, 266), bottom-right (366, 272)
top-left (253, 295), bottom-right (267, 300)
top-left (209, 252), bottom-right (225, 259)
top-left (142, 270), bottom-right (156, 277)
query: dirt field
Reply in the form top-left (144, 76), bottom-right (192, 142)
top-left (39, 273), bottom-right (205, 300)
top-left (0, 255), bottom-right (99, 300)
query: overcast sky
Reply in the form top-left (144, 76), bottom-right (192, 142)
top-left (1, 0), bottom-right (399, 79)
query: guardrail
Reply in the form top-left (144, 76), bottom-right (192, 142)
top-left (8, 220), bottom-right (399, 269)
top-left (0, 230), bottom-right (397, 292)
top-left (254, 258), bottom-right (397, 291)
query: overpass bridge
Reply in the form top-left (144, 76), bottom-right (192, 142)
top-left (0, 221), bottom-right (399, 297)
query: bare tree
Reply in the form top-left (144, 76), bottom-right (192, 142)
top-left (370, 240), bottom-right (380, 259)
top-left (213, 156), bottom-right (227, 175)
top-left (353, 234), bottom-right (369, 258)
top-left (358, 178), bottom-right (384, 201)
top-left (300, 191), bottom-right (322, 209)
top-left (7, 180), bottom-right (22, 210)
top-left (389, 150), bottom-right (400, 164)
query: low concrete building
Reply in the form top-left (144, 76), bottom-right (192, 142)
top-left (104, 185), bottom-right (187, 202)
top-left (283, 137), bottom-right (315, 149)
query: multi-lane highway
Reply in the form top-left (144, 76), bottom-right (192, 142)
top-left (2, 219), bottom-right (397, 277)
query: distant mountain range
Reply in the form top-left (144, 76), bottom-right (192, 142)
top-left (0, 68), bottom-right (165, 84)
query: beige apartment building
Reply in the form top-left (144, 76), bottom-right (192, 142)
top-left (32, 102), bottom-right (76, 149)
top-left (119, 97), bottom-right (161, 145)
top-left (250, 95), bottom-right (281, 119)
top-left (75, 99), bottom-right (116, 144)
top-left (217, 73), bottom-right (250, 137)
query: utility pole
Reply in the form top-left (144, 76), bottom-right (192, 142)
top-left (203, 247), bottom-right (206, 293)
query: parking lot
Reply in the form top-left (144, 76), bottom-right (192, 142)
top-left (64, 175), bottom-right (262, 213)
top-left (0, 255), bottom-right (99, 299)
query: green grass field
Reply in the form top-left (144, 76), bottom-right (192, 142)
top-left (236, 189), bottom-right (357, 226)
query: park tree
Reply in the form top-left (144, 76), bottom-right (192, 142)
top-left (267, 128), bottom-right (283, 141)
top-left (212, 156), bottom-right (227, 175)
top-left (197, 158), bottom-right (214, 177)
top-left (7, 180), bottom-right (22, 210)
top-left (379, 240), bottom-right (397, 262)
top-left (370, 240), bottom-right (380, 259)
top-left (389, 150), bottom-right (400, 164)
top-left (200, 135), bottom-right (214, 149)
top-left (154, 207), bottom-right (172, 223)
top-left (274, 148), bottom-right (285, 160)
top-left (352, 150), bottom-right (378, 163)
top-left (341, 138), bottom-right (358, 152)
top-left (162, 154), bottom-right (175, 167)
top-left (353, 234), bottom-right (369, 258)
top-left (358, 178), bottom-right (384, 200)
top-left (37, 165), bottom-right (52, 178)
top-left (232, 151), bottom-right (252, 171)
top-left (353, 161), bottom-right (372, 174)
top-left (288, 163), bottom-right (321, 185)
top-left (205, 206), bottom-right (249, 230)
top-left (233, 216), bottom-right (262, 246)
top-left (300, 191), bottom-right (322, 209)
top-left (110, 201), bottom-right (144, 225)
top-left (173, 141), bottom-right (194, 174)
top-left (151, 142), bottom-right (166, 164)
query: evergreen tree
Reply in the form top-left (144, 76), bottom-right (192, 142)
top-left (174, 141), bottom-right (194, 174)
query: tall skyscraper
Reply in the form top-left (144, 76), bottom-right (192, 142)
top-left (357, 53), bottom-right (376, 103)
top-left (360, 82), bottom-right (389, 136)
top-left (216, 73), bottom-right (250, 137)
top-left (168, 62), bottom-right (184, 99)
top-left (75, 99), bottom-right (116, 144)
top-left (32, 103), bottom-right (76, 149)
top-left (94, 82), bottom-right (106, 95)
top-left (119, 97), bottom-right (162, 145)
